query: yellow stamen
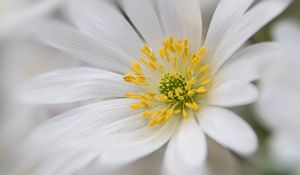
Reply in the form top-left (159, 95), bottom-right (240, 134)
top-left (185, 102), bottom-right (199, 110)
top-left (143, 111), bottom-right (153, 118)
top-left (130, 104), bottom-right (142, 110)
top-left (196, 87), bottom-right (207, 93)
top-left (124, 36), bottom-right (211, 126)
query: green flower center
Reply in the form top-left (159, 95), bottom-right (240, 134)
top-left (159, 72), bottom-right (187, 101)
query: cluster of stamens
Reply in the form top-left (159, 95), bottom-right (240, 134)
top-left (124, 37), bottom-right (211, 126)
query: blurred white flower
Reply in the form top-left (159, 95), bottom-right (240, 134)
top-left (0, 0), bottom-right (62, 39)
top-left (256, 19), bottom-right (300, 174)
top-left (0, 39), bottom-right (79, 175)
top-left (20, 0), bottom-right (291, 174)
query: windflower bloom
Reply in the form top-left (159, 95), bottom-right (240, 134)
top-left (256, 19), bottom-right (300, 174)
top-left (21, 0), bottom-right (291, 174)
top-left (0, 0), bottom-right (62, 39)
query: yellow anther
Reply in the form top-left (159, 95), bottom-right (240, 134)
top-left (143, 111), bottom-right (153, 117)
top-left (141, 94), bottom-right (153, 100)
top-left (157, 117), bottom-right (165, 125)
top-left (165, 110), bottom-right (173, 120)
top-left (170, 41), bottom-right (176, 52)
top-left (196, 64), bottom-right (209, 76)
top-left (148, 119), bottom-right (157, 127)
top-left (175, 87), bottom-right (183, 97)
top-left (175, 42), bottom-right (182, 53)
top-left (191, 54), bottom-right (197, 62)
top-left (150, 52), bottom-right (157, 62)
top-left (200, 65), bottom-right (209, 72)
top-left (141, 44), bottom-right (151, 55)
top-left (192, 55), bottom-right (201, 68)
top-left (138, 56), bottom-right (148, 65)
top-left (130, 104), bottom-right (142, 110)
top-left (185, 102), bottom-right (199, 110)
top-left (178, 96), bottom-right (184, 100)
top-left (164, 39), bottom-right (171, 49)
top-left (196, 87), bottom-right (207, 93)
top-left (182, 54), bottom-right (188, 63)
top-left (186, 77), bottom-right (197, 90)
top-left (187, 69), bottom-right (193, 78)
top-left (155, 95), bottom-right (168, 102)
top-left (131, 61), bottom-right (142, 74)
top-left (165, 48), bottom-right (171, 62)
top-left (137, 75), bottom-right (146, 83)
top-left (200, 79), bottom-right (211, 85)
top-left (125, 92), bottom-right (141, 99)
top-left (148, 61), bottom-right (157, 71)
top-left (157, 112), bottom-right (167, 124)
top-left (188, 90), bottom-right (196, 97)
top-left (184, 38), bottom-right (188, 46)
top-left (197, 47), bottom-right (206, 57)
top-left (124, 73), bottom-right (135, 83)
top-left (169, 36), bottom-right (174, 45)
top-left (184, 47), bottom-right (189, 57)
top-left (159, 48), bottom-right (165, 59)
top-left (200, 73), bottom-right (210, 81)
top-left (140, 99), bottom-right (153, 107)
top-left (182, 108), bottom-right (188, 118)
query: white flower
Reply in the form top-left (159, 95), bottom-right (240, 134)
top-left (0, 39), bottom-right (79, 175)
top-left (256, 19), bottom-right (300, 174)
top-left (0, 0), bottom-right (61, 39)
top-left (21, 0), bottom-right (291, 174)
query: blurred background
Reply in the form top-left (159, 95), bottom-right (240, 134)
top-left (0, 0), bottom-right (299, 175)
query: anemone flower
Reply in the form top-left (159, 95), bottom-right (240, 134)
top-left (21, 0), bottom-right (291, 174)
top-left (256, 19), bottom-right (300, 175)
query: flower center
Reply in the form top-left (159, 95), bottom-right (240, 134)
top-left (159, 72), bottom-right (187, 101)
top-left (124, 37), bottom-right (211, 126)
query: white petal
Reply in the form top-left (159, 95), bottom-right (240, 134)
top-left (206, 80), bottom-right (258, 107)
top-left (158, 0), bottom-right (203, 52)
top-left (99, 117), bottom-right (179, 166)
top-left (256, 88), bottom-right (300, 130)
top-left (120, 0), bottom-right (164, 51)
top-left (163, 116), bottom-right (207, 175)
top-left (272, 19), bottom-right (300, 58)
top-left (272, 19), bottom-right (300, 48)
top-left (20, 67), bottom-right (135, 104)
top-left (65, 0), bottom-right (143, 58)
top-left (22, 99), bottom-right (138, 160)
top-left (32, 149), bottom-right (99, 175)
top-left (35, 21), bottom-right (132, 73)
top-left (271, 130), bottom-right (300, 171)
top-left (203, 0), bottom-right (254, 66)
top-left (215, 42), bottom-right (284, 83)
top-left (198, 0), bottom-right (220, 37)
top-left (198, 106), bottom-right (258, 155)
top-left (21, 99), bottom-right (145, 175)
top-left (255, 55), bottom-right (300, 130)
top-left (207, 0), bottom-right (292, 74)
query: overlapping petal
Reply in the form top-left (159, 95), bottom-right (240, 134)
top-left (163, 116), bottom-right (207, 175)
top-left (20, 67), bottom-right (137, 104)
top-left (198, 106), bottom-right (258, 155)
